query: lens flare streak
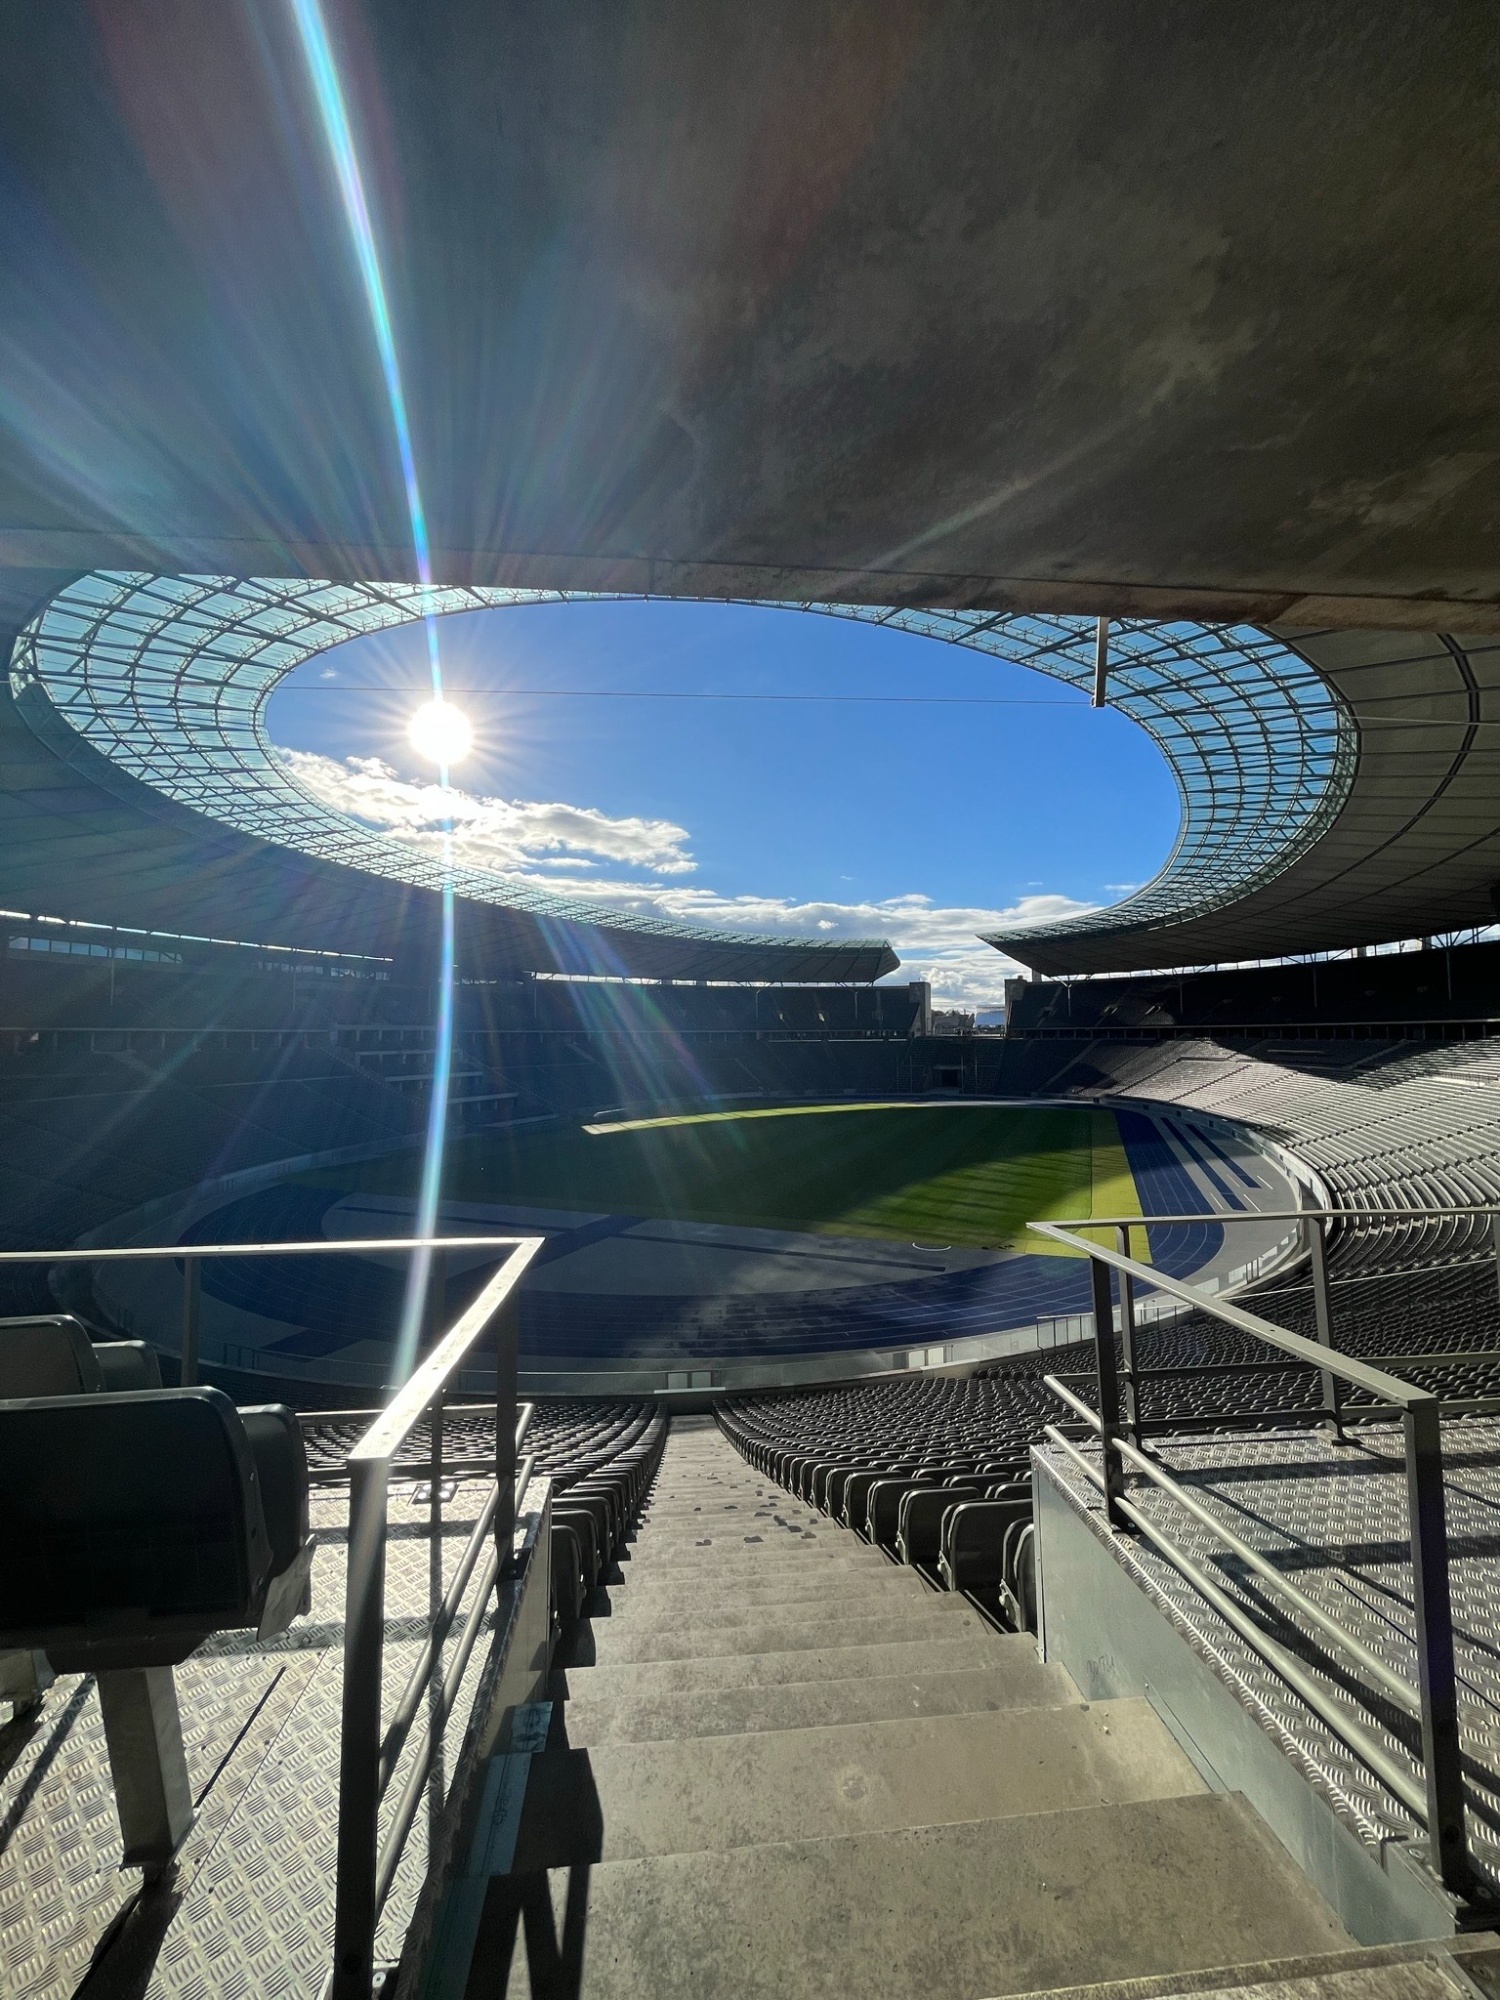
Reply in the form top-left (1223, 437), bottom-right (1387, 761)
top-left (288, 0), bottom-right (455, 1381)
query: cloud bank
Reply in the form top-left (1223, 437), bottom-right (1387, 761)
top-left (280, 750), bottom-right (1096, 1007)
top-left (284, 750), bottom-right (697, 875)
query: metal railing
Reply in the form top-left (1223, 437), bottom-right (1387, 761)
top-left (1027, 1206), bottom-right (1500, 1900)
top-left (0, 1231), bottom-right (545, 1997)
top-left (0, 1230), bottom-right (556, 1386)
top-left (327, 1235), bottom-right (542, 2000)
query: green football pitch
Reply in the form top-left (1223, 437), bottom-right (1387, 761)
top-left (313, 1102), bottom-right (1150, 1258)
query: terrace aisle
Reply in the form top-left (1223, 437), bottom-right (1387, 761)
top-left (474, 1417), bottom-right (1360, 2000)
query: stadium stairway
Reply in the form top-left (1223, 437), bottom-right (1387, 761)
top-left (466, 1416), bottom-right (1363, 2000)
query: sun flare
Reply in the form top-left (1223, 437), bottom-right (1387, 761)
top-left (407, 698), bottom-right (473, 766)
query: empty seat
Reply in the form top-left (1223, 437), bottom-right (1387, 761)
top-left (554, 1506), bottom-right (603, 1590)
top-left (0, 1315), bottom-right (161, 1399)
top-left (865, 1475), bottom-right (940, 1549)
top-left (0, 1386), bottom-right (312, 1669)
top-left (896, 1483), bottom-right (983, 1567)
top-left (0, 1386), bottom-right (314, 1873)
top-left (551, 1522), bottom-right (588, 1628)
top-left (1002, 1519), bottom-right (1038, 1631)
top-left (939, 1497), bottom-right (1031, 1592)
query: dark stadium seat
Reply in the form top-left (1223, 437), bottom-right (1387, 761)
top-left (865, 1475), bottom-right (941, 1549)
top-left (896, 1483), bottom-right (983, 1567)
top-left (0, 1387), bottom-right (312, 1667)
top-left (939, 1497), bottom-right (1031, 1592)
top-left (0, 1387), bottom-right (313, 1871)
top-left (1001, 1519), bottom-right (1038, 1632)
top-left (0, 1314), bottom-right (161, 1397)
top-left (550, 1521), bottom-right (588, 1628)
top-left (554, 1505), bottom-right (604, 1590)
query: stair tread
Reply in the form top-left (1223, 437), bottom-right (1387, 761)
top-left (496, 1793), bottom-right (1350, 2000)
top-left (574, 1603), bottom-right (986, 1664)
top-left (538, 1699), bottom-right (1205, 1859)
top-left (555, 1660), bottom-right (1076, 1745)
top-left (554, 1633), bottom-right (1009, 1694)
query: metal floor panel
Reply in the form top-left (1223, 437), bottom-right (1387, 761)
top-left (0, 1481), bottom-right (500, 2000)
top-left (1038, 1421), bottom-right (1500, 1882)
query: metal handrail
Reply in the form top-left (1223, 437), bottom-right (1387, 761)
top-left (0, 1232), bottom-right (559, 1388)
top-left (1042, 1421), bottom-right (1433, 1823)
top-left (375, 1405), bottom-right (534, 1794)
top-left (1029, 1214), bottom-right (1474, 1898)
top-left (1045, 1377), bottom-right (1420, 1717)
top-left (332, 1234), bottom-right (544, 2000)
top-left (1028, 1219), bottom-right (1427, 1405)
top-left (0, 1233), bottom-right (559, 1261)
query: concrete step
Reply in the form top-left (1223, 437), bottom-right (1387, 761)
top-left (1000, 1936), bottom-right (1500, 2000)
top-left (630, 1510), bottom-right (828, 1531)
top-left (497, 1792), bottom-right (1350, 2000)
top-left (617, 1552), bottom-right (890, 1580)
top-left (574, 1603), bottom-right (986, 1665)
top-left (629, 1528), bottom-right (836, 1551)
top-left (590, 1569), bottom-right (931, 1614)
top-left (558, 1658), bottom-right (1074, 1746)
top-left (578, 1588), bottom-right (976, 1638)
top-left (621, 1542), bottom-right (876, 1567)
top-left (552, 1632), bottom-right (1006, 1696)
top-left (546, 1698), bottom-right (1202, 1858)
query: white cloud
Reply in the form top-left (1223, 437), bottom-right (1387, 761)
top-left (277, 750), bottom-right (1097, 1009)
top-left (281, 749), bottom-right (697, 876)
top-left (495, 876), bottom-right (1096, 1008)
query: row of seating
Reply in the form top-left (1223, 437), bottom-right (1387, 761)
top-left (719, 1402), bottom-right (1037, 1625)
top-left (301, 1391), bottom-right (669, 1627)
top-left (549, 1409), bottom-right (667, 1627)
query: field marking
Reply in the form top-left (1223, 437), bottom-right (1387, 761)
top-left (585, 1101), bottom-right (1028, 1135)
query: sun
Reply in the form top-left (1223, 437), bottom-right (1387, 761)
top-left (407, 698), bottom-right (473, 767)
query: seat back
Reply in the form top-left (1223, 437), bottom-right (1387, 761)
top-left (0, 1388), bottom-right (275, 1665)
top-left (0, 1318), bottom-right (164, 1399)
top-left (93, 1341), bottom-right (164, 1393)
top-left (0, 1317), bottom-right (105, 1397)
top-left (896, 1483), bottom-right (983, 1564)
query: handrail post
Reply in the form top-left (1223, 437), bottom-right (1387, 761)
top-left (180, 1255), bottom-right (201, 1388)
top-left (1404, 1399), bottom-right (1472, 1898)
top-left (495, 1288), bottom-right (519, 1574)
top-left (1089, 1253), bottom-right (1127, 1528)
top-left (1305, 1215), bottom-right (1344, 1441)
top-left (331, 1457), bottom-right (389, 2000)
top-left (1116, 1225), bottom-right (1141, 1447)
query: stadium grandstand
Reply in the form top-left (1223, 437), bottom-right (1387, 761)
top-left (5, 9), bottom-right (1500, 2000)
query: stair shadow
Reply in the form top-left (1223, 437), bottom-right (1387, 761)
top-left (466, 1736), bottom-right (602, 2000)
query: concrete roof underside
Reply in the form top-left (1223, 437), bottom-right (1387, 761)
top-left (3, 3), bottom-right (1500, 634)
top-left (991, 628), bottom-right (1500, 973)
top-left (3, 6), bottom-right (1500, 980)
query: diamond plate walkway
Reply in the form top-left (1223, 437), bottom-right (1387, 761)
top-left (0, 1478), bottom-right (500, 1999)
top-left (465, 1417), bottom-right (1353, 2000)
top-left (1037, 1420), bottom-right (1500, 1886)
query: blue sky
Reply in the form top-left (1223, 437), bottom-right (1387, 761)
top-left (264, 600), bottom-right (1179, 1010)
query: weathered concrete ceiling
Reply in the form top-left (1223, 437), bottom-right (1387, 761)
top-left (3, 1), bottom-right (1500, 630)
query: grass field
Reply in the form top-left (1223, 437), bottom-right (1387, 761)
top-left (312, 1103), bottom-right (1150, 1259)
